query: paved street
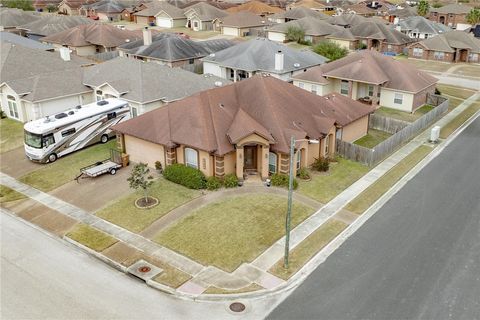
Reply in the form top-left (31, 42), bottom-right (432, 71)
top-left (269, 115), bottom-right (480, 320)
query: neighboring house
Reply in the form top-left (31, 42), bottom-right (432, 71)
top-left (268, 6), bottom-right (329, 23)
top-left (40, 23), bottom-right (143, 56)
top-left (19, 15), bottom-right (93, 41)
top-left (82, 57), bottom-right (230, 116)
top-left (80, 0), bottom-right (144, 21)
top-left (33, 0), bottom-right (62, 12)
top-left (213, 11), bottom-right (271, 37)
top-left (58, 0), bottom-right (96, 15)
top-left (112, 75), bottom-right (373, 180)
top-left (397, 16), bottom-right (451, 39)
top-left (292, 50), bottom-right (438, 112)
top-left (428, 3), bottom-right (472, 30)
top-left (0, 32), bottom-right (54, 51)
top-left (286, 0), bottom-right (336, 15)
top-left (0, 43), bottom-right (93, 122)
top-left (325, 28), bottom-right (358, 50)
top-left (133, 2), bottom-right (186, 27)
top-left (183, 2), bottom-right (228, 31)
top-left (0, 8), bottom-right (41, 34)
top-left (326, 13), bottom-right (366, 27)
top-left (118, 28), bottom-right (234, 69)
top-left (408, 30), bottom-right (480, 63)
top-left (386, 5), bottom-right (417, 24)
top-left (332, 21), bottom-right (413, 53)
top-left (226, 0), bottom-right (284, 16)
top-left (202, 38), bottom-right (328, 82)
top-left (267, 16), bottom-right (342, 43)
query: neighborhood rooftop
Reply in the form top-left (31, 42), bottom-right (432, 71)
top-left (19, 15), bottom-right (93, 37)
top-left (0, 32), bottom-right (53, 51)
top-left (268, 17), bottom-right (342, 36)
top-left (414, 30), bottom-right (480, 53)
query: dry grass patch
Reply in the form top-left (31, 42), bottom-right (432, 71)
top-left (154, 194), bottom-right (314, 272)
top-left (0, 118), bottom-right (24, 153)
top-left (346, 145), bottom-right (433, 214)
top-left (152, 267), bottom-right (192, 289)
top-left (269, 219), bottom-right (347, 280)
top-left (203, 283), bottom-right (264, 295)
top-left (66, 223), bottom-right (117, 252)
top-left (0, 185), bottom-right (26, 203)
top-left (440, 102), bottom-right (480, 139)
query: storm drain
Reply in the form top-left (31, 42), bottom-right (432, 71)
top-left (127, 259), bottom-right (163, 281)
top-left (229, 302), bottom-right (246, 313)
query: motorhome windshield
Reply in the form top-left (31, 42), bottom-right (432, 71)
top-left (24, 130), bottom-right (42, 149)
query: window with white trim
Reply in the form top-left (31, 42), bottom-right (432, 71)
top-left (298, 82), bottom-right (304, 89)
top-left (394, 93), bottom-right (403, 104)
top-left (413, 47), bottom-right (423, 57)
top-left (185, 147), bottom-right (198, 169)
top-left (7, 95), bottom-right (18, 119)
top-left (434, 51), bottom-right (444, 60)
top-left (296, 150), bottom-right (301, 170)
top-left (95, 90), bottom-right (103, 101)
top-left (311, 84), bottom-right (317, 95)
top-left (368, 85), bottom-right (374, 97)
top-left (340, 80), bottom-right (349, 95)
top-left (131, 107), bottom-right (138, 117)
top-left (468, 53), bottom-right (478, 62)
top-left (269, 152), bottom-right (277, 174)
top-left (325, 135), bottom-right (329, 155)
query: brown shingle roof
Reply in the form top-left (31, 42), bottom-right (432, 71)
top-left (226, 0), bottom-right (284, 14)
top-left (430, 3), bottom-right (472, 14)
top-left (113, 75), bottom-right (373, 155)
top-left (292, 50), bottom-right (438, 93)
top-left (218, 11), bottom-right (270, 28)
top-left (413, 30), bottom-right (480, 54)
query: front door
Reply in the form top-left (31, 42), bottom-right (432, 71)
top-left (244, 146), bottom-right (257, 170)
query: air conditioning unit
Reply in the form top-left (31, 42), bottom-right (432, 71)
top-left (430, 126), bottom-right (440, 143)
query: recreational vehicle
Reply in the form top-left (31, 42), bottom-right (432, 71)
top-left (24, 99), bottom-right (130, 163)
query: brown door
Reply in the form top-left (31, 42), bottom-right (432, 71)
top-left (244, 146), bottom-right (257, 170)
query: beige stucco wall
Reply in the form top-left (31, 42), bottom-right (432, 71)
top-left (198, 150), bottom-right (214, 176)
top-left (380, 88), bottom-right (414, 112)
top-left (74, 45), bottom-right (97, 56)
top-left (329, 38), bottom-right (352, 51)
top-left (307, 140), bottom-right (320, 164)
top-left (268, 31), bottom-right (286, 42)
top-left (223, 152), bottom-right (236, 175)
top-left (124, 135), bottom-right (165, 168)
top-left (237, 133), bottom-right (270, 147)
top-left (293, 80), bottom-right (332, 96)
top-left (341, 116), bottom-right (369, 142)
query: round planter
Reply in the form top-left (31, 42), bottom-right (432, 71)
top-left (134, 196), bottom-right (159, 209)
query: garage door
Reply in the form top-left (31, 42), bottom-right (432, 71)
top-left (124, 135), bottom-right (165, 169)
top-left (222, 27), bottom-right (238, 36)
top-left (136, 16), bottom-right (150, 25)
top-left (156, 17), bottom-right (172, 28)
top-left (268, 31), bottom-right (286, 42)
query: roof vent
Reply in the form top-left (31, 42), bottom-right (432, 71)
top-left (214, 81), bottom-right (223, 87)
top-left (293, 63), bottom-right (300, 67)
top-left (97, 100), bottom-right (108, 106)
top-left (44, 116), bottom-right (52, 123)
top-left (68, 111), bottom-right (75, 115)
top-left (209, 53), bottom-right (215, 57)
top-left (218, 103), bottom-right (225, 108)
top-left (55, 113), bottom-right (68, 119)
top-left (75, 105), bottom-right (82, 109)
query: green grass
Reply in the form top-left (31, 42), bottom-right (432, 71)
top-left (269, 219), bottom-right (347, 280)
top-left (437, 84), bottom-right (476, 100)
top-left (18, 141), bottom-right (115, 191)
top-left (440, 102), bottom-right (480, 139)
top-left (154, 194), bottom-right (314, 272)
top-left (66, 223), bottom-right (118, 252)
top-left (286, 42), bottom-right (311, 50)
top-left (298, 157), bottom-right (370, 203)
top-left (151, 265), bottom-right (192, 289)
top-left (0, 118), bottom-right (24, 153)
top-left (354, 129), bottom-right (392, 149)
top-left (346, 145), bottom-right (433, 214)
top-left (0, 185), bottom-right (26, 203)
top-left (96, 178), bottom-right (200, 233)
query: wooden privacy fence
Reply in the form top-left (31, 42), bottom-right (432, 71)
top-left (369, 114), bottom-right (410, 134)
top-left (336, 98), bottom-right (449, 166)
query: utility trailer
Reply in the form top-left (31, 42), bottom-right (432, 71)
top-left (75, 149), bottom-right (126, 182)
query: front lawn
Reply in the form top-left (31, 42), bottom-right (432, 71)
top-left (440, 102), bottom-right (480, 139)
top-left (0, 118), bottom-right (24, 153)
top-left (66, 223), bottom-right (118, 252)
top-left (298, 158), bottom-right (370, 203)
top-left (96, 178), bottom-right (200, 233)
top-left (354, 129), bottom-right (392, 149)
top-left (154, 194), bottom-right (314, 272)
top-left (437, 84), bottom-right (476, 101)
top-left (374, 106), bottom-right (434, 123)
top-left (0, 185), bottom-right (26, 203)
top-left (18, 141), bottom-right (116, 192)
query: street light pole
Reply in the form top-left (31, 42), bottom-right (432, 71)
top-left (284, 136), bottom-right (295, 269)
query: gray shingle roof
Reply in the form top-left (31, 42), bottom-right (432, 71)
top-left (398, 16), bottom-right (451, 35)
top-left (133, 2), bottom-right (185, 18)
top-left (202, 37), bottom-right (328, 74)
top-left (414, 30), bottom-right (480, 53)
top-left (327, 13), bottom-right (366, 27)
top-left (268, 16), bottom-right (342, 36)
top-left (0, 8), bottom-right (41, 28)
top-left (345, 21), bottom-right (413, 45)
top-left (82, 57), bottom-right (230, 103)
top-left (183, 2), bottom-right (228, 21)
top-left (218, 11), bottom-right (270, 28)
top-left (430, 3), bottom-right (472, 14)
top-left (270, 6), bottom-right (330, 20)
top-left (19, 15), bottom-right (93, 37)
top-left (0, 31), bottom-right (53, 50)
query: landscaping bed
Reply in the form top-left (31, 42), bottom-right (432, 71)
top-left (96, 178), bottom-right (200, 233)
top-left (0, 118), bottom-right (24, 153)
top-left (153, 194), bottom-right (315, 272)
top-left (354, 129), bottom-right (392, 149)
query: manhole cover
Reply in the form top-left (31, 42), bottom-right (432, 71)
top-left (229, 302), bottom-right (246, 313)
top-left (138, 266), bottom-right (151, 273)
top-left (127, 259), bottom-right (163, 281)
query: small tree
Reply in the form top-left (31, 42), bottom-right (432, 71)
top-left (286, 26), bottom-right (306, 43)
top-left (312, 41), bottom-right (348, 61)
top-left (46, 4), bottom-right (58, 12)
top-left (127, 163), bottom-right (154, 204)
top-left (1, 0), bottom-right (34, 10)
top-left (466, 8), bottom-right (480, 25)
top-left (417, 0), bottom-right (430, 16)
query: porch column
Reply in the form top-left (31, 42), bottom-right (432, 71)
top-left (215, 155), bottom-right (225, 178)
top-left (116, 134), bottom-right (125, 152)
top-left (236, 146), bottom-right (244, 180)
top-left (455, 49), bottom-right (460, 63)
top-left (261, 145), bottom-right (269, 180)
top-left (348, 81), bottom-right (353, 99)
top-left (248, 72), bottom-right (253, 78)
top-left (233, 69), bottom-right (238, 82)
top-left (279, 153), bottom-right (290, 174)
top-left (372, 85), bottom-right (380, 106)
top-left (166, 148), bottom-right (176, 165)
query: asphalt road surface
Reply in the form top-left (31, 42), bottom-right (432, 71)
top-left (269, 115), bottom-right (480, 320)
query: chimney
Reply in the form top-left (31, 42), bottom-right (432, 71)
top-left (143, 26), bottom-right (152, 46)
top-left (275, 50), bottom-right (284, 71)
top-left (59, 47), bottom-right (71, 61)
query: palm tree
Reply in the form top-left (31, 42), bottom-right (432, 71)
top-left (417, 0), bottom-right (430, 17)
top-left (466, 8), bottom-right (480, 25)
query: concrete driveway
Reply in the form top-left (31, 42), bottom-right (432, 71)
top-left (0, 147), bottom-right (42, 178)
top-left (49, 165), bottom-right (133, 212)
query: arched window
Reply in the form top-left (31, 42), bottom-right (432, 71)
top-left (296, 150), bottom-right (302, 170)
top-left (269, 152), bottom-right (277, 174)
top-left (185, 148), bottom-right (198, 169)
top-left (7, 95), bottom-right (18, 119)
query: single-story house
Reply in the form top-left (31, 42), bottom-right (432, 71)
top-left (386, 6), bottom-right (418, 24)
top-left (213, 11), bottom-right (271, 37)
top-left (226, 0), bottom-right (284, 17)
top-left (326, 13), bottom-right (366, 27)
top-left (133, 2), bottom-right (186, 27)
top-left (408, 30), bottom-right (480, 63)
top-left (343, 0), bottom-right (394, 17)
top-left (40, 23), bottom-right (143, 56)
top-left (202, 37), bottom-right (328, 82)
top-left (267, 16), bottom-right (342, 43)
top-left (0, 8), bottom-right (41, 34)
top-left (325, 28), bottom-right (358, 50)
top-left (58, 0), bottom-right (97, 15)
top-left (33, 0), bottom-right (62, 12)
top-left (82, 57), bottom-right (230, 116)
top-left (286, 0), bottom-right (336, 14)
top-left (112, 75), bottom-right (373, 180)
top-left (397, 16), bottom-right (451, 39)
top-left (118, 28), bottom-right (234, 69)
top-left (18, 14), bottom-right (93, 41)
top-left (292, 50), bottom-right (438, 112)
top-left (80, 0), bottom-right (142, 21)
top-left (183, 2), bottom-right (228, 31)
top-left (428, 3), bottom-right (473, 30)
top-left (268, 6), bottom-right (329, 23)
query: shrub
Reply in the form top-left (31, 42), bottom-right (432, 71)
top-left (270, 173), bottom-right (298, 190)
top-left (155, 161), bottom-right (163, 172)
top-left (286, 26), bottom-right (306, 43)
top-left (206, 176), bottom-right (222, 190)
top-left (313, 41), bottom-right (348, 61)
top-left (312, 157), bottom-right (330, 172)
top-left (297, 168), bottom-right (311, 180)
top-left (163, 164), bottom-right (206, 189)
top-left (435, 87), bottom-right (442, 95)
top-left (298, 39), bottom-right (312, 46)
top-left (358, 43), bottom-right (368, 50)
top-left (223, 174), bottom-right (238, 188)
